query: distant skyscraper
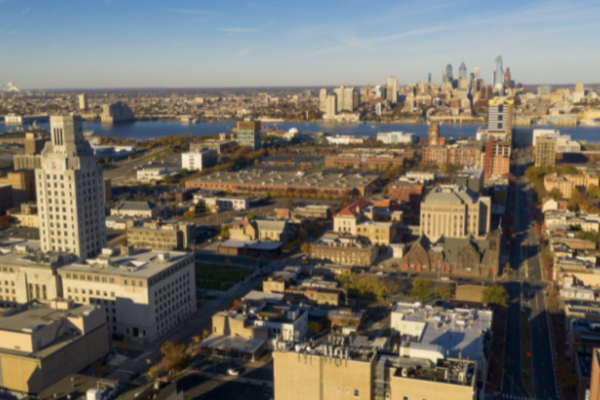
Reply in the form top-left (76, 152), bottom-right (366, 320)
top-left (504, 68), bottom-right (512, 89)
top-left (376, 102), bottom-right (382, 117)
top-left (473, 66), bottom-right (481, 81)
top-left (374, 85), bottom-right (386, 99)
top-left (37, 115), bottom-right (107, 260)
top-left (458, 62), bottom-right (467, 80)
top-left (445, 64), bottom-right (453, 81)
top-left (428, 73), bottom-right (431, 84)
top-left (325, 95), bottom-right (337, 118)
top-left (333, 85), bottom-right (355, 112)
top-left (387, 76), bottom-right (398, 104)
top-left (493, 56), bottom-right (504, 87)
top-left (78, 94), bottom-right (88, 111)
top-left (319, 89), bottom-right (327, 113)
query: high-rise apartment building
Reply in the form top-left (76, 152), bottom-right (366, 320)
top-left (78, 94), bottom-right (88, 110)
top-left (319, 88), bottom-right (327, 113)
top-left (387, 76), bottom-right (398, 104)
top-left (236, 120), bottom-right (262, 151)
top-left (458, 61), bottom-right (467, 80)
top-left (36, 115), bottom-right (107, 260)
top-left (487, 99), bottom-right (514, 141)
top-left (325, 95), bottom-right (337, 118)
top-left (333, 85), bottom-right (354, 112)
top-left (535, 136), bottom-right (557, 168)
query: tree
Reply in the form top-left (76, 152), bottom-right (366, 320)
top-left (481, 285), bottom-right (509, 307)
top-left (254, 158), bottom-right (260, 166)
top-left (148, 364), bottom-right (166, 381)
top-left (409, 278), bottom-right (431, 302)
top-left (548, 188), bottom-right (563, 200)
top-left (220, 225), bottom-right (230, 239)
top-left (433, 286), bottom-right (454, 301)
top-left (504, 263), bottom-right (512, 274)
top-left (163, 174), bottom-right (173, 184)
top-left (247, 213), bottom-right (258, 220)
top-left (160, 341), bottom-right (191, 375)
top-left (300, 243), bottom-right (312, 255)
top-left (284, 198), bottom-right (294, 208)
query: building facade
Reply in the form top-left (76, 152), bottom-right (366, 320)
top-left (535, 137), bottom-right (557, 168)
top-left (101, 102), bottom-right (135, 123)
top-left (236, 120), bottom-right (262, 151)
top-left (126, 220), bottom-right (195, 250)
top-left (35, 115), bottom-right (107, 260)
top-left (487, 99), bottom-right (513, 141)
top-left (181, 148), bottom-right (218, 171)
top-left (544, 173), bottom-right (600, 199)
top-left (484, 140), bottom-right (511, 178)
top-left (312, 232), bottom-right (377, 266)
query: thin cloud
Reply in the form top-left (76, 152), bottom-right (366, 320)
top-left (234, 45), bottom-right (262, 56)
top-left (168, 8), bottom-right (214, 15)
top-left (22, 7), bottom-right (31, 14)
top-left (220, 28), bottom-right (259, 33)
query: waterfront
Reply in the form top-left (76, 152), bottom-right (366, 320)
top-left (2, 120), bottom-right (600, 142)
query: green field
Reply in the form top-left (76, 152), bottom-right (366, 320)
top-left (195, 263), bottom-right (253, 283)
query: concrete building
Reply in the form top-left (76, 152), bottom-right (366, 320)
top-left (8, 202), bottom-right (39, 228)
top-left (78, 94), bottom-right (88, 110)
top-left (556, 136), bottom-right (581, 153)
top-left (420, 185), bottom-right (491, 241)
top-left (200, 196), bottom-right (249, 212)
top-left (103, 177), bottom-right (112, 203)
top-left (236, 120), bottom-right (261, 151)
top-left (136, 167), bottom-right (179, 183)
top-left (544, 173), bottom-right (600, 199)
top-left (0, 239), bottom-right (77, 307)
top-left (533, 129), bottom-right (561, 146)
top-left (58, 247), bottom-right (196, 342)
top-left (292, 205), bottom-right (331, 219)
top-left (273, 339), bottom-right (478, 400)
top-left (391, 302), bottom-right (492, 384)
top-left (311, 232), bottom-right (377, 266)
top-left (126, 220), bottom-right (195, 250)
top-left (36, 115), bottom-right (107, 260)
top-left (181, 148), bottom-right (218, 171)
top-left (535, 136), bottom-right (557, 168)
top-left (25, 132), bottom-right (49, 155)
top-left (319, 88), bottom-right (328, 112)
top-left (487, 98), bottom-right (513, 141)
top-left (0, 170), bottom-right (35, 206)
top-left (0, 299), bottom-right (109, 394)
top-left (101, 102), bottom-right (135, 123)
top-left (387, 76), bottom-right (398, 104)
top-left (190, 139), bottom-right (237, 154)
top-left (454, 166), bottom-right (484, 194)
top-left (333, 85), bottom-right (355, 112)
top-left (324, 95), bottom-right (337, 119)
top-left (376, 131), bottom-right (418, 144)
top-left (111, 201), bottom-right (159, 219)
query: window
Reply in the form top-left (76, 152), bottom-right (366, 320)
top-left (354, 390), bottom-right (360, 397)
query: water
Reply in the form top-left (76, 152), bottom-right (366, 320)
top-left (2, 120), bottom-right (600, 142)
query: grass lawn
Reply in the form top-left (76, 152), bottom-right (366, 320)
top-left (195, 263), bottom-right (253, 283)
top-left (195, 280), bottom-right (234, 291)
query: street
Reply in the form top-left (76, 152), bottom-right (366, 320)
top-left (501, 149), bottom-right (559, 400)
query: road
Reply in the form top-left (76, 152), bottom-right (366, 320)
top-left (501, 148), bottom-right (559, 400)
top-left (103, 146), bottom-right (180, 186)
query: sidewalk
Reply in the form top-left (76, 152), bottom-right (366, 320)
top-left (191, 370), bottom-right (273, 388)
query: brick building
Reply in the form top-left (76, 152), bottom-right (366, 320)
top-left (311, 232), bottom-right (377, 267)
top-left (422, 143), bottom-right (485, 167)
top-left (484, 140), bottom-right (511, 178)
top-left (388, 180), bottom-right (424, 207)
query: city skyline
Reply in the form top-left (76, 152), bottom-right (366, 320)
top-left (0, 0), bottom-right (599, 89)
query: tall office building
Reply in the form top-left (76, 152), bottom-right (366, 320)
top-left (445, 64), bottom-right (453, 81)
top-left (36, 115), bottom-right (107, 260)
top-left (487, 99), bottom-right (514, 141)
top-left (236, 120), bottom-right (262, 150)
top-left (78, 94), bottom-right (88, 110)
top-left (493, 55), bottom-right (504, 87)
top-left (504, 67), bottom-right (512, 89)
top-left (428, 73), bottom-right (431, 84)
top-left (458, 61), bottom-right (467, 80)
top-left (473, 66), bottom-right (481, 80)
top-left (319, 89), bottom-right (327, 113)
top-left (387, 76), bottom-right (398, 104)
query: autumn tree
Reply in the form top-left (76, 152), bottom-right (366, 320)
top-left (433, 286), bottom-right (454, 301)
top-left (284, 198), bottom-right (294, 208)
top-left (300, 243), bottom-right (312, 255)
top-left (160, 341), bottom-right (191, 375)
top-left (481, 285), bottom-right (509, 307)
top-left (410, 278), bottom-right (432, 302)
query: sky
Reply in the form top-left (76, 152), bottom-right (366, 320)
top-left (0, 0), bottom-right (599, 89)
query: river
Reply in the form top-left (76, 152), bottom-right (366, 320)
top-left (2, 120), bottom-right (600, 142)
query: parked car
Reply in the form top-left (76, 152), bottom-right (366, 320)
top-left (227, 368), bottom-right (239, 376)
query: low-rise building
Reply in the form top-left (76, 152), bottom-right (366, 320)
top-left (136, 167), bottom-right (180, 183)
top-left (389, 179), bottom-right (424, 208)
top-left (105, 215), bottom-right (146, 230)
top-left (544, 173), bottom-right (600, 199)
top-left (127, 220), bottom-right (196, 250)
top-left (311, 232), bottom-right (377, 267)
top-left (8, 202), bottom-right (39, 228)
top-left (217, 239), bottom-right (283, 258)
top-left (181, 148), bottom-right (218, 171)
top-left (111, 201), bottom-right (159, 219)
top-left (292, 205), bottom-right (332, 219)
top-left (0, 299), bottom-right (109, 394)
top-left (201, 196), bottom-right (249, 212)
top-left (57, 247), bottom-right (196, 342)
top-left (376, 131), bottom-right (418, 144)
top-left (190, 139), bottom-right (237, 154)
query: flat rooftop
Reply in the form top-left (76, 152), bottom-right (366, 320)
top-left (0, 238), bottom-right (76, 269)
top-left (188, 169), bottom-right (380, 190)
top-left (392, 302), bottom-right (492, 362)
top-left (58, 248), bottom-right (192, 279)
top-left (0, 302), bottom-right (95, 333)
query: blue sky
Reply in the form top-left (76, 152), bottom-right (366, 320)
top-left (0, 0), bottom-right (599, 89)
